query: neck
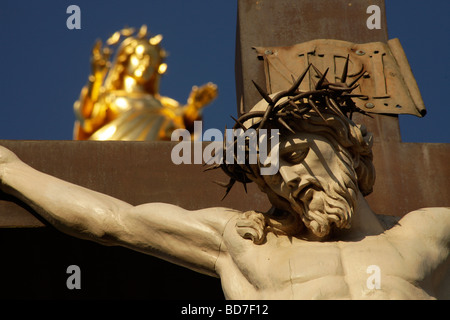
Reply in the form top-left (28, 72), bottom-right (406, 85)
top-left (334, 191), bottom-right (385, 240)
top-left (123, 75), bottom-right (142, 93)
top-left (123, 75), bottom-right (160, 95)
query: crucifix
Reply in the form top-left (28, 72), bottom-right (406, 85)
top-left (235, 0), bottom-right (450, 218)
top-left (0, 0), bottom-right (449, 300)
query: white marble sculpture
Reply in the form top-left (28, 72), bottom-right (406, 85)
top-left (0, 67), bottom-right (448, 299)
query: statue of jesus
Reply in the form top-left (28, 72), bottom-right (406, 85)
top-left (0, 64), bottom-right (448, 299)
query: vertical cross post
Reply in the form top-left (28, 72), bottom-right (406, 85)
top-left (235, 0), bottom-right (400, 143)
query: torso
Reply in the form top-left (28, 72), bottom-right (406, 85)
top-left (216, 214), bottom-right (444, 300)
top-left (89, 90), bottom-right (184, 140)
top-left (102, 90), bottom-right (165, 114)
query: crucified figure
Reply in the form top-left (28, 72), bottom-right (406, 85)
top-left (1, 65), bottom-right (448, 299)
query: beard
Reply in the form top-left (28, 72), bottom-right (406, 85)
top-left (243, 149), bottom-right (360, 242)
top-left (288, 154), bottom-right (359, 238)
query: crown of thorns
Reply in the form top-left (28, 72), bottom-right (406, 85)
top-left (207, 56), bottom-right (370, 199)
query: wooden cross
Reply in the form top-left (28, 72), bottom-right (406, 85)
top-left (0, 0), bottom-right (449, 299)
top-left (235, 0), bottom-right (450, 217)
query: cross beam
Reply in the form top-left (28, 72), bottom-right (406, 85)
top-left (0, 140), bottom-right (269, 227)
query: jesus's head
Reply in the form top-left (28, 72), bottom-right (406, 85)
top-left (218, 63), bottom-right (375, 240)
top-left (248, 108), bottom-right (374, 239)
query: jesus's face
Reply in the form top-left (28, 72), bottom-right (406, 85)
top-left (259, 132), bottom-right (358, 237)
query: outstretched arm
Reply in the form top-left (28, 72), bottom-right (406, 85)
top-left (183, 82), bottom-right (218, 128)
top-left (0, 145), bottom-right (236, 277)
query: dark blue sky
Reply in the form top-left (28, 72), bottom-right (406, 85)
top-left (0, 0), bottom-right (448, 143)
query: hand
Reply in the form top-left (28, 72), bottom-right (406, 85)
top-left (90, 40), bottom-right (111, 76)
top-left (0, 145), bottom-right (20, 181)
top-left (187, 82), bottom-right (218, 109)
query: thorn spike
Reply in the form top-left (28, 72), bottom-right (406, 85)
top-left (289, 63), bottom-right (311, 94)
top-left (311, 64), bottom-right (325, 80)
top-left (203, 163), bottom-right (221, 172)
top-left (252, 80), bottom-right (273, 105)
top-left (271, 64), bottom-right (312, 105)
top-left (308, 99), bottom-right (328, 122)
top-left (290, 74), bottom-right (296, 85)
top-left (326, 96), bottom-right (346, 118)
top-left (348, 70), bottom-right (366, 88)
top-left (288, 100), bottom-right (301, 111)
top-left (221, 179), bottom-right (236, 200)
top-left (315, 67), bottom-right (329, 90)
top-left (257, 104), bottom-right (274, 130)
top-left (231, 115), bottom-right (246, 130)
top-left (241, 174), bottom-right (248, 193)
top-left (277, 117), bottom-right (295, 134)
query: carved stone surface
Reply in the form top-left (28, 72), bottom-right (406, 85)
top-left (254, 39), bottom-right (426, 117)
top-left (235, 0), bottom-right (389, 115)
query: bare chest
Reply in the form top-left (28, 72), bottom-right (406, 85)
top-left (218, 233), bottom-right (434, 299)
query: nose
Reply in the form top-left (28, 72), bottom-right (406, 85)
top-left (279, 166), bottom-right (301, 189)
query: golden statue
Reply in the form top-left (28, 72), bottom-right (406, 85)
top-left (73, 25), bottom-right (218, 141)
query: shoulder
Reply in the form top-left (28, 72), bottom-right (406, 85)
top-left (399, 207), bottom-right (450, 299)
top-left (384, 208), bottom-right (450, 295)
top-left (385, 207), bottom-right (450, 268)
top-left (159, 96), bottom-right (180, 109)
top-left (395, 207), bottom-right (450, 243)
top-left (127, 203), bottom-right (240, 233)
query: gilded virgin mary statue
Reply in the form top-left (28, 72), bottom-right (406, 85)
top-left (73, 25), bottom-right (217, 141)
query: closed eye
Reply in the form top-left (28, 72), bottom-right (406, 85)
top-left (282, 147), bottom-right (310, 164)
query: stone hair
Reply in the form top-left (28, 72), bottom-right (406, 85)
top-left (207, 61), bottom-right (375, 198)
